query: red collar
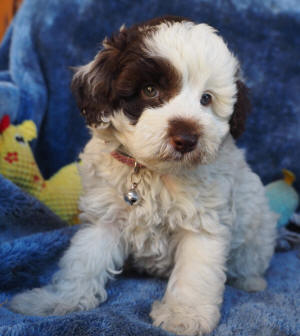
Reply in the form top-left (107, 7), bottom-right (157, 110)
top-left (111, 150), bottom-right (144, 170)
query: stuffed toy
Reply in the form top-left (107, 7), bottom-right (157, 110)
top-left (0, 114), bottom-right (82, 225)
top-left (265, 169), bottom-right (299, 250)
top-left (265, 169), bottom-right (299, 227)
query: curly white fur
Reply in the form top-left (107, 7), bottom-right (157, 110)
top-left (10, 20), bottom-right (277, 336)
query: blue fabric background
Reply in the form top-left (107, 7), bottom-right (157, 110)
top-left (0, 0), bottom-right (299, 335)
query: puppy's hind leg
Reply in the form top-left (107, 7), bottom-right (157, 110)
top-left (227, 227), bottom-right (275, 293)
top-left (227, 174), bottom-right (277, 292)
top-left (9, 222), bottom-right (125, 316)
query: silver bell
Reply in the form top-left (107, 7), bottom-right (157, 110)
top-left (124, 185), bottom-right (140, 206)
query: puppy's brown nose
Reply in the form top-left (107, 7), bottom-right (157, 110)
top-left (171, 134), bottom-right (198, 153)
top-left (168, 118), bottom-right (200, 154)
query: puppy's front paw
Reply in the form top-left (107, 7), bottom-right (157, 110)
top-left (150, 300), bottom-right (220, 336)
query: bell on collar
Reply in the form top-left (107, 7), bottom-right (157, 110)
top-left (124, 183), bottom-right (140, 206)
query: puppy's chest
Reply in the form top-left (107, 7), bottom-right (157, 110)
top-left (123, 173), bottom-right (197, 231)
top-left (122, 173), bottom-right (234, 275)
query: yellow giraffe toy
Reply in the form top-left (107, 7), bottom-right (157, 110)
top-left (0, 114), bottom-right (82, 224)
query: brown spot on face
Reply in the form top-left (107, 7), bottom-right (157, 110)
top-left (116, 56), bottom-right (181, 123)
top-left (71, 16), bottom-right (184, 126)
top-left (168, 118), bottom-right (201, 153)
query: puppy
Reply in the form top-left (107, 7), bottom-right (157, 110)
top-left (10, 16), bottom-right (277, 336)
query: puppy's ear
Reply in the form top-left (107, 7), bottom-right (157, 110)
top-left (229, 80), bottom-right (251, 139)
top-left (71, 39), bottom-right (123, 126)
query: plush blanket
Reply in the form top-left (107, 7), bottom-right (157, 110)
top-left (0, 0), bottom-right (299, 335)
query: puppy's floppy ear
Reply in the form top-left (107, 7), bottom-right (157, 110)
top-left (229, 80), bottom-right (251, 139)
top-left (71, 39), bottom-right (123, 126)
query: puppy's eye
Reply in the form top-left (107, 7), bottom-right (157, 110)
top-left (200, 93), bottom-right (212, 106)
top-left (142, 85), bottom-right (158, 98)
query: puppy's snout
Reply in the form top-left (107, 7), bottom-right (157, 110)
top-left (171, 134), bottom-right (198, 153)
top-left (168, 118), bottom-right (200, 154)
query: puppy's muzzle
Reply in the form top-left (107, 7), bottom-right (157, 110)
top-left (168, 118), bottom-right (200, 154)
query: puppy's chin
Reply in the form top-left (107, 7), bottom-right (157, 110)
top-left (159, 149), bottom-right (203, 165)
top-left (135, 148), bottom-right (217, 174)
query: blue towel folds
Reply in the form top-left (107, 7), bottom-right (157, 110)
top-left (0, 0), bottom-right (299, 335)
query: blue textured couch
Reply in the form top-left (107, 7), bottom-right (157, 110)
top-left (0, 0), bottom-right (299, 335)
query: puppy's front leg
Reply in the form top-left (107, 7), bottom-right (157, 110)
top-left (10, 222), bottom-right (125, 316)
top-left (151, 229), bottom-right (229, 336)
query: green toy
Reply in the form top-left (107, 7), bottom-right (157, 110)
top-left (265, 169), bottom-right (299, 228)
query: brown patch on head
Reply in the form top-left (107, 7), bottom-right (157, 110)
top-left (230, 80), bottom-right (251, 139)
top-left (168, 118), bottom-right (201, 153)
top-left (71, 16), bottom-right (184, 126)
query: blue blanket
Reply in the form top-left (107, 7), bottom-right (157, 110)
top-left (0, 0), bottom-right (299, 335)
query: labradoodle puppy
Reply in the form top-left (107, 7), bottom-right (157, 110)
top-left (10, 16), bottom-right (277, 336)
